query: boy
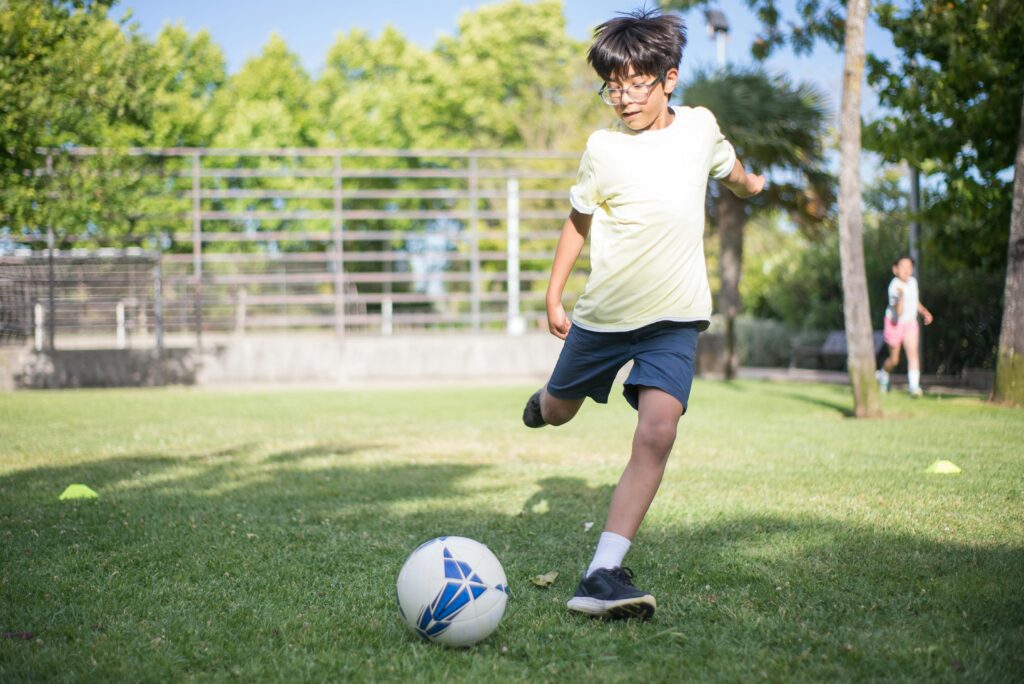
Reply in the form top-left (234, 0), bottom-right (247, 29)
top-left (877, 255), bottom-right (933, 397)
top-left (521, 8), bottom-right (764, 620)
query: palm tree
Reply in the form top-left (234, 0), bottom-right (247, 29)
top-left (682, 66), bottom-right (832, 379)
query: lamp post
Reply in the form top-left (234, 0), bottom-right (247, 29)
top-left (705, 8), bottom-right (730, 70)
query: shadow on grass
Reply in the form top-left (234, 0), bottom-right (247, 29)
top-left (1, 446), bottom-right (1021, 681)
top-left (759, 385), bottom-right (856, 418)
top-left (265, 442), bottom-right (380, 464)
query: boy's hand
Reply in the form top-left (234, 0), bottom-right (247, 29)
top-left (547, 302), bottom-right (571, 340)
top-left (922, 309), bottom-right (934, 325)
top-left (722, 160), bottom-right (766, 198)
top-left (746, 173), bottom-right (767, 196)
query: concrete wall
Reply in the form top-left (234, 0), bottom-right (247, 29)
top-left (0, 332), bottom-right (728, 389)
top-left (10, 347), bottom-right (197, 389)
top-left (196, 333), bottom-right (565, 385)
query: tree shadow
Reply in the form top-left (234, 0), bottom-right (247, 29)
top-left (265, 442), bottom-right (381, 464)
top-left (759, 385), bottom-right (856, 418)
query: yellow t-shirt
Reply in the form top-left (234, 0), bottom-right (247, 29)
top-left (568, 105), bottom-right (736, 332)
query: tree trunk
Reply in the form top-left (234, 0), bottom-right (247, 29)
top-left (994, 91), bottom-right (1024, 405)
top-left (716, 190), bottom-right (746, 380)
top-left (837, 0), bottom-right (881, 417)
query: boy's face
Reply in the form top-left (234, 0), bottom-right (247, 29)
top-left (893, 258), bottom-right (914, 281)
top-left (606, 67), bottom-right (679, 132)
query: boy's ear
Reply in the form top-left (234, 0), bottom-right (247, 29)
top-left (663, 67), bottom-right (679, 94)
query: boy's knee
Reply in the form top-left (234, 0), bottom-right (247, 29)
top-left (541, 393), bottom-right (581, 426)
top-left (636, 418), bottom-right (678, 456)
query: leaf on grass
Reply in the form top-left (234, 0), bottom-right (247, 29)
top-left (530, 571), bottom-right (559, 588)
top-left (583, 521), bottom-right (594, 532)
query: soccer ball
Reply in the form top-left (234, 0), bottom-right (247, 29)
top-left (396, 536), bottom-right (510, 647)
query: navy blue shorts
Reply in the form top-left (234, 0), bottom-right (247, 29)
top-left (546, 320), bottom-right (700, 412)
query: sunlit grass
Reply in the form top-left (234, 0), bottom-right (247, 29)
top-left (1, 382), bottom-right (1022, 682)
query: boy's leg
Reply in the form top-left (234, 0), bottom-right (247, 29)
top-left (567, 387), bottom-right (681, 620)
top-left (523, 386), bottom-right (585, 427)
top-left (603, 387), bottom-right (682, 541)
top-left (523, 325), bottom-right (627, 428)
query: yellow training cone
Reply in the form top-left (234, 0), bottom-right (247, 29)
top-left (59, 484), bottom-right (99, 500)
top-left (926, 460), bottom-right (961, 474)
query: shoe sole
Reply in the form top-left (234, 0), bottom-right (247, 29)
top-left (522, 390), bottom-right (547, 428)
top-left (566, 595), bottom-right (656, 620)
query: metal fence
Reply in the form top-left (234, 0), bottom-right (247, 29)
top-left (2, 148), bottom-right (584, 348)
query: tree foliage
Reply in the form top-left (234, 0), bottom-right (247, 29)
top-left (866, 0), bottom-right (1023, 273)
top-left (0, 0), bottom-right (153, 235)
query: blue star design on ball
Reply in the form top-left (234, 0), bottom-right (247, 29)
top-left (416, 547), bottom-right (494, 638)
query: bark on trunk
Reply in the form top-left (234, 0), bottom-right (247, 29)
top-left (837, 0), bottom-right (881, 417)
top-left (716, 190), bottom-right (746, 380)
top-left (994, 91), bottom-right (1024, 405)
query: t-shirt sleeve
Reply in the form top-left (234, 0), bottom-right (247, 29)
top-left (887, 279), bottom-right (901, 308)
top-left (707, 111), bottom-right (737, 180)
top-left (569, 148), bottom-right (601, 214)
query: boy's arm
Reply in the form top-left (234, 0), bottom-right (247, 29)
top-left (721, 159), bottom-right (766, 198)
top-left (895, 288), bottom-right (904, 318)
top-left (918, 301), bottom-right (933, 325)
top-left (545, 209), bottom-right (592, 340)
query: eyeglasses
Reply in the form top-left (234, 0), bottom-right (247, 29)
top-left (598, 75), bottom-right (664, 106)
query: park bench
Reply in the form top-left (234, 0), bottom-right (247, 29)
top-left (791, 330), bottom-right (885, 369)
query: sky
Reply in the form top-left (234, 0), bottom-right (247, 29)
top-left (119, 0), bottom-right (902, 124)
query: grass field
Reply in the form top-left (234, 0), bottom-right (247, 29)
top-left (1, 381), bottom-right (1022, 682)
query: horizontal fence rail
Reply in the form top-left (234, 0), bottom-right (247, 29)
top-left (1, 148), bottom-right (592, 348)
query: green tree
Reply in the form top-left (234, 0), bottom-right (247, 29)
top-left (865, 0), bottom-right (1024, 404)
top-left (147, 23), bottom-right (226, 148)
top-left (435, 0), bottom-right (606, 151)
top-left (683, 66), bottom-right (831, 379)
top-left (316, 27), bottom-right (447, 149)
top-left (209, 34), bottom-right (315, 149)
top-left (0, 0), bottom-right (154, 240)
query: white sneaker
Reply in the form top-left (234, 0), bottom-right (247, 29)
top-left (876, 370), bottom-right (890, 393)
top-left (909, 387), bottom-right (923, 398)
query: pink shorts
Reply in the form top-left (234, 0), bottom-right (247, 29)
top-left (883, 317), bottom-right (919, 348)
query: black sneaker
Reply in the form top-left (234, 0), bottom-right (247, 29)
top-left (522, 388), bottom-right (546, 428)
top-left (566, 566), bottom-right (656, 619)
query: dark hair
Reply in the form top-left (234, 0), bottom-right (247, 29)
top-left (588, 8), bottom-right (687, 82)
top-left (893, 255), bottom-right (915, 266)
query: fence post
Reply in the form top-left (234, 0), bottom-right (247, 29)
top-left (469, 156), bottom-right (481, 331)
top-left (34, 303), bottom-right (44, 352)
top-left (116, 301), bottom-right (126, 349)
top-left (153, 249), bottom-right (164, 355)
top-left (191, 152), bottom-right (203, 350)
top-left (506, 176), bottom-right (525, 335)
top-left (382, 297), bottom-right (393, 336)
top-left (332, 153), bottom-right (346, 337)
top-left (234, 289), bottom-right (247, 334)
top-left (46, 227), bottom-right (56, 350)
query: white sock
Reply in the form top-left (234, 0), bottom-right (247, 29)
top-left (908, 370), bottom-right (920, 390)
top-left (877, 369), bottom-right (889, 382)
top-left (586, 531), bottom-right (631, 576)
